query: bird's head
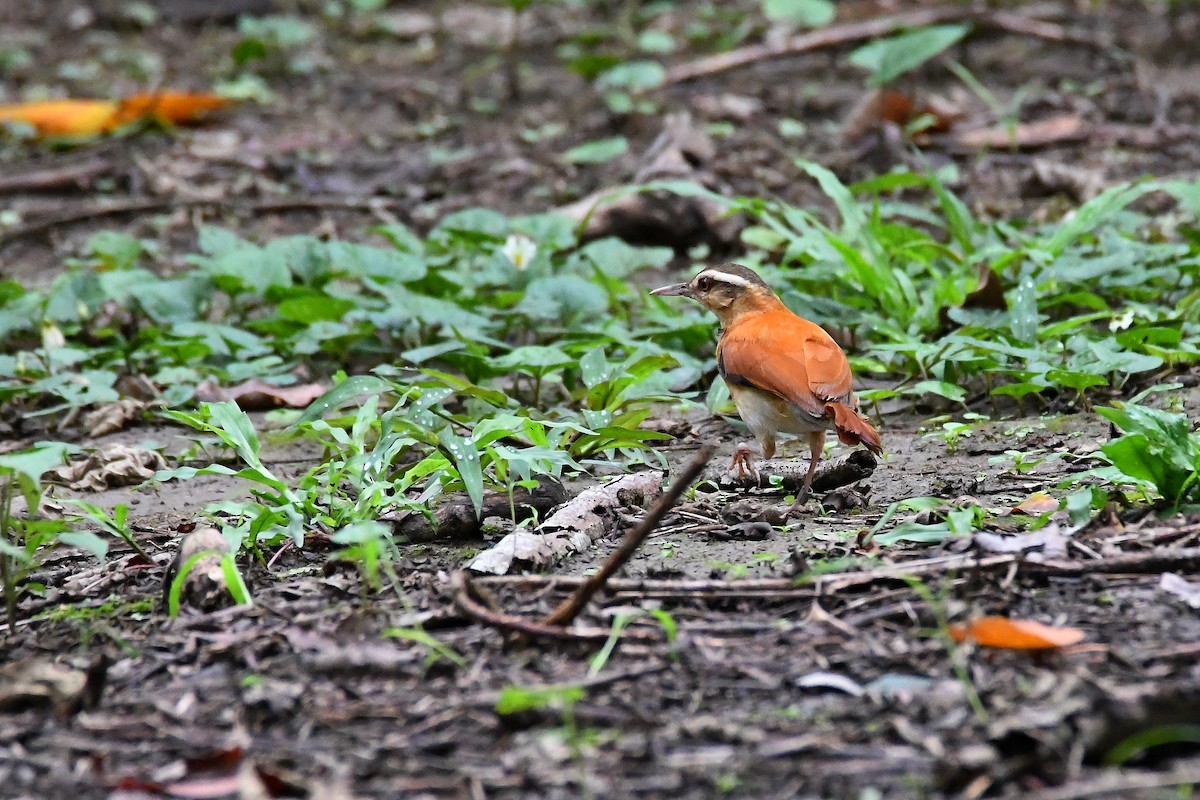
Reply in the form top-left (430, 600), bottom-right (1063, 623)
top-left (651, 264), bottom-right (779, 325)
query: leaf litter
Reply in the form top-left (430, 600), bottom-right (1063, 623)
top-left (4, 2), bottom-right (1200, 799)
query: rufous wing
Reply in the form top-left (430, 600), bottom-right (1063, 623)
top-left (718, 311), bottom-right (854, 416)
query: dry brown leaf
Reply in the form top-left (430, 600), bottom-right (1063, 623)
top-left (1013, 492), bottom-right (1060, 516)
top-left (52, 444), bottom-right (167, 491)
top-left (195, 378), bottom-right (329, 410)
top-left (0, 655), bottom-right (106, 715)
top-left (841, 88), bottom-right (964, 143)
top-left (962, 263), bottom-right (1007, 311)
top-left (83, 398), bottom-right (158, 438)
top-left (950, 113), bottom-right (1089, 150)
top-left (948, 616), bottom-right (1085, 649)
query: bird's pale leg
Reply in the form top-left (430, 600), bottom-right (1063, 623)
top-left (729, 443), bottom-right (757, 481)
top-left (728, 436), bottom-right (774, 483)
top-left (791, 431), bottom-right (826, 508)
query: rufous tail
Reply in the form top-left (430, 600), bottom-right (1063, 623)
top-left (825, 402), bottom-right (883, 455)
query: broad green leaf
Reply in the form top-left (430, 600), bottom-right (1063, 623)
top-left (762, 0), bottom-right (834, 27)
top-left (563, 137), bottom-right (628, 164)
top-left (849, 24), bottom-right (972, 87)
top-left (297, 375), bottom-right (393, 425)
top-left (439, 429), bottom-right (483, 517)
top-left (59, 530), bottom-right (109, 562)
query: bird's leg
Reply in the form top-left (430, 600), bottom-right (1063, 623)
top-left (791, 431), bottom-right (826, 509)
top-left (728, 436), bottom-right (773, 483)
top-left (728, 443), bottom-right (758, 481)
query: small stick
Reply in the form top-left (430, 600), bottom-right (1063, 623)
top-left (0, 159), bottom-right (111, 193)
top-left (665, 5), bottom-right (1103, 86)
top-left (541, 445), bottom-right (714, 627)
top-left (450, 571), bottom-right (655, 641)
top-left (0, 196), bottom-right (411, 249)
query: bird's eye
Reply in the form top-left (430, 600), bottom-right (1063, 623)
top-left (697, 277), bottom-right (712, 291)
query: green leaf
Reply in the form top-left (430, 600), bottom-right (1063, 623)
top-left (221, 553), bottom-right (253, 606)
top-left (327, 241), bottom-right (426, 282)
top-left (848, 24), bottom-right (972, 87)
top-left (563, 137), bottom-right (628, 164)
top-left (439, 429), bottom-right (483, 518)
top-left (762, 0), bottom-right (834, 27)
top-left (596, 61), bottom-right (665, 91)
top-left (580, 238), bottom-right (672, 277)
top-left (875, 521), bottom-right (953, 546)
top-left (516, 276), bottom-right (608, 322)
top-left (495, 684), bottom-right (585, 715)
top-left (909, 380), bottom-right (967, 403)
top-left (59, 530), bottom-right (109, 562)
top-left (276, 294), bottom-right (356, 323)
top-left (0, 443), bottom-right (69, 510)
top-left (297, 375), bottom-right (393, 425)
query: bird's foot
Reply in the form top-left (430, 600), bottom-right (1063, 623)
top-left (787, 484), bottom-right (812, 514)
top-left (728, 443), bottom-right (759, 483)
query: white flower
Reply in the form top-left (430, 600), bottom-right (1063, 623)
top-left (501, 234), bottom-right (537, 270)
top-left (1109, 308), bottom-right (1134, 331)
top-left (41, 320), bottom-right (65, 352)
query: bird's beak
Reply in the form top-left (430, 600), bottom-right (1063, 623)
top-left (651, 283), bottom-right (692, 297)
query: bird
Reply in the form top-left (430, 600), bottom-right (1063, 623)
top-left (651, 263), bottom-right (882, 504)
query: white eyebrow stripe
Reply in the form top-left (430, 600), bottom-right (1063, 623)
top-left (697, 270), bottom-right (752, 288)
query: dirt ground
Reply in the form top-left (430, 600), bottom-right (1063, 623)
top-left (4, 1), bottom-right (1200, 798)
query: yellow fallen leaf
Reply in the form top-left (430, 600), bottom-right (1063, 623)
top-left (948, 616), bottom-right (1085, 650)
top-left (0, 99), bottom-right (118, 137)
top-left (1013, 492), bottom-right (1060, 516)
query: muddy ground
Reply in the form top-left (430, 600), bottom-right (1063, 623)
top-left (3, 1), bottom-right (1200, 798)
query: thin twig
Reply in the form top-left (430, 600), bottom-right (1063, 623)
top-left (1031, 547), bottom-right (1200, 575)
top-left (0, 195), bottom-right (411, 249)
top-left (541, 446), bottom-right (714, 627)
top-left (0, 159), bottom-right (111, 193)
top-left (1022, 768), bottom-right (1200, 800)
top-left (450, 571), bottom-right (655, 641)
top-left (665, 4), bottom-right (1104, 85)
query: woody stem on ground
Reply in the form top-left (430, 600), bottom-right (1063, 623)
top-left (541, 445), bottom-right (714, 628)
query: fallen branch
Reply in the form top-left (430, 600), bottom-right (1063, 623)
top-left (1022, 766), bottom-right (1200, 800)
top-left (0, 159), bottom-right (111, 193)
top-left (450, 571), bottom-right (656, 641)
top-left (706, 449), bottom-right (877, 494)
top-left (477, 552), bottom-right (1019, 599)
top-left (665, 5), bottom-right (1106, 86)
top-left (1029, 547), bottom-right (1200, 576)
top-left (541, 446), bottom-right (714, 627)
top-left (466, 470), bottom-right (663, 575)
top-left (0, 195), bottom-right (410, 249)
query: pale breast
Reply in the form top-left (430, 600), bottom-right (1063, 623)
top-left (727, 382), bottom-right (829, 439)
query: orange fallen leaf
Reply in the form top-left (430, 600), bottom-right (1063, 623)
top-left (0, 99), bottom-right (119, 137)
top-left (0, 92), bottom-right (230, 139)
top-left (113, 92), bottom-right (230, 127)
top-left (948, 616), bottom-right (1085, 650)
top-left (1013, 492), bottom-right (1060, 516)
